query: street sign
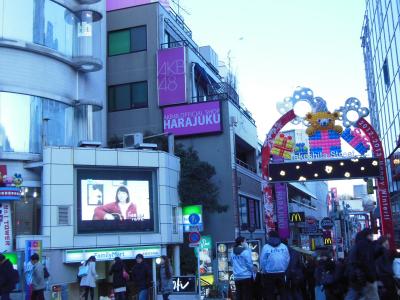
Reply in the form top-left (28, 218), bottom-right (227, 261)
top-left (321, 217), bottom-right (334, 229)
top-left (189, 213), bottom-right (200, 225)
top-left (189, 232), bottom-right (201, 244)
top-left (289, 212), bottom-right (305, 223)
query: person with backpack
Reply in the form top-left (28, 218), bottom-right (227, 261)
top-left (109, 257), bottom-right (128, 300)
top-left (29, 253), bottom-right (46, 300)
top-left (0, 254), bottom-right (17, 300)
top-left (260, 231), bottom-right (290, 300)
top-left (230, 236), bottom-right (254, 300)
top-left (80, 256), bottom-right (97, 300)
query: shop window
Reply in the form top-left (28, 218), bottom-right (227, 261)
top-left (12, 187), bottom-right (41, 235)
top-left (239, 196), bottom-right (260, 230)
top-left (108, 26), bottom-right (147, 56)
top-left (108, 81), bottom-right (148, 112)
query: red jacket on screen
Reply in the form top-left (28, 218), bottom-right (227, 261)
top-left (93, 202), bottom-right (137, 220)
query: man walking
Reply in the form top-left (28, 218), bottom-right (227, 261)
top-left (0, 254), bottom-right (15, 300)
top-left (131, 254), bottom-right (151, 300)
top-left (230, 236), bottom-right (253, 300)
top-left (29, 254), bottom-right (45, 300)
top-left (260, 231), bottom-right (290, 300)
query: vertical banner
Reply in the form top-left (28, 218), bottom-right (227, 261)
top-left (25, 240), bottom-right (42, 300)
top-left (357, 118), bottom-right (395, 249)
top-left (199, 236), bottom-right (213, 296)
top-left (0, 202), bottom-right (13, 252)
top-left (157, 47), bottom-right (186, 106)
top-left (275, 183), bottom-right (290, 239)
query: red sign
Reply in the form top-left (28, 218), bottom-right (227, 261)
top-left (357, 118), bottom-right (395, 249)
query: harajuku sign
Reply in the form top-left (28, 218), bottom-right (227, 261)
top-left (262, 87), bottom-right (395, 249)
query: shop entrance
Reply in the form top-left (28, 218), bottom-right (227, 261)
top-left (261, 87), bottom-right (395, 249)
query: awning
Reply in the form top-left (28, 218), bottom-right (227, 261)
top-left (194, 63), bottom-right (216, 86)
top-left (289, 182), bottom-right (317, 199)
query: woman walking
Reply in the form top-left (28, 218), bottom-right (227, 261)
top-left (158, 256), bottom-right (173, 300)
top-left (80, 256), bottom-right (97, 300)
top-left (109, 257), bottom-right (128, 300)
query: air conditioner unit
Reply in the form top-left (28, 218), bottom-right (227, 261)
top-left (123, 133), bottom-right (143, 148)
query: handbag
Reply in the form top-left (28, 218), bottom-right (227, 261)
top-left (78, 265), bottom-right (89, 277)
top-left (122, 269), bottom-right (129, 281)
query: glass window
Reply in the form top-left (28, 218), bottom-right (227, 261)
top-left (131, 81), bottom-right (148, 108)
top-left (12, 187), bottom-right (41, 235)
top-left (108, 30), bottom-right (130, 56)
top-left (239, 196), bottom-right (260, 230)
top-left (108, 84), bottom-right (131, 111)
top-left (383, 58), bottom-right (391, 89)
top-left (131, 26), bottom-right (147, 52)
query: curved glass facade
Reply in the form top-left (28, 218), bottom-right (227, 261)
top-left (0, 92), bottom-right (74, 153)
top-left (0, 0), bottom-right (101, 59)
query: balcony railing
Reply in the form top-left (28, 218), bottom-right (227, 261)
top-left (236, 158), bottom-right (256, 173)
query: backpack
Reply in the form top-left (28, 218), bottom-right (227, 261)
top-left (44, 266), bottom-right (50, 279)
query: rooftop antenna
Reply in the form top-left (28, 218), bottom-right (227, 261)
top-left (171, 0), bottom-right (191, 17)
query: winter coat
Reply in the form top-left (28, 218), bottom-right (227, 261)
top-left (286, 247), bottom-right (304, 286)
top-left (80, 261), bottom-right (97, 288)
top-left (230, 245), bottom-right (253, 280)
top-left (109, 261), bottom-right (127, 289)
top-left (131, 262), bottom-right (151, 291)
top-left (0, 259), bottom-right (15, 293)
top-left (31, 262), bottom-right (46, 291)
top-left (375, 246), bottom-right (394, 280)
top-left (159, 264), bottom-right (173, 294)
top-left (260, 237), bottom-right (290, 274)
top-left (393, 258), bottom-right (400, 279)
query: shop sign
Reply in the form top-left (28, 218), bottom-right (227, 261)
top-left (64, 246), bottom-right (161, 263)
top-left (172, 276), bottom-right (197, 294)
top-left (0, 187), bottom-right (22, 201)
top-left (289, 212), bottom-right (305, 223)
top-left (199, 236), bottom-right (213, 288)
top-left (321, 217), bottom-right (334, 229)
top-left (183, 205), bottom-right (203, 232)
top-left (275, 183), bottom-right (290, 238)
top-left (0, 202), bottom-right (12, 252)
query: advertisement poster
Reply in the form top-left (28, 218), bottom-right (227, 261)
top-left (199, 236), bottom-right (213, 285)
top-left (158, 47), bottom-right (186, 106)
top-left (0, 202), bottom-right (12, 252)
top-left (163, 101), bottom-right (222, 137)
top-left (275, 183), bottom-right (290, 239)
top-left (25, 240), bottom-right (42, 300)
top-left (216, 240), bottom-right (260, 297)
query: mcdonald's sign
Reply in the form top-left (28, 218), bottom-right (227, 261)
top-left (324, 237), bottom-right (333, 245)
top-left (289, 212), bottom-right (305, 223)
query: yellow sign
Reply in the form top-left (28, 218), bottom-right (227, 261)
top-left (324, 237), bottom-right (332, 245)
top-left (290, 212), bottom-right (304, 223)
top-left (200, 274), bottom-right (214, 286)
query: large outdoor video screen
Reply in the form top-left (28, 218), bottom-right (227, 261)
top-left (77, 169), bottom-right (155, 234)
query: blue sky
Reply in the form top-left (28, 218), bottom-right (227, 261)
top-left (181, 0), bottom-right (367, 139)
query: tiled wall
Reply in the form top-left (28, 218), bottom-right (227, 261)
top-left (16, 147), bottom-right (183, 250)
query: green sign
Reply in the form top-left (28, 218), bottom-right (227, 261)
top-left (4, 252), bottom-right (18, 270)
top-left (183, 205), bottom-right (203, 232)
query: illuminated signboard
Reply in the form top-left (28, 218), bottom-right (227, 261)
top-left (182, 205), bottom-right (203, 232)
top-left (391, 151), bottom-right (400, 181)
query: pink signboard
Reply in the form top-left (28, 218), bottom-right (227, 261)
top-left (163, 101), bottom-right (222, 136)
top-left (275, 183), bottom-right (290, 239)
top-left (107, 0), bottom-right (170, 11)
top-left (157, 47), bottom-right (186, 106)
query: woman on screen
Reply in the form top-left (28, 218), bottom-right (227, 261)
top-left (93, 186), bottom-right (138, 220)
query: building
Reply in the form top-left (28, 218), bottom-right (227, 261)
top-left (361, 0), bottom-right (400, 247)
top-left (106, 1), bottom-right (264, 245)
top-left (0, 0), bottom-right (182, 298)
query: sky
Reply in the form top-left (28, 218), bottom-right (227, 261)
top-left (178, 0), bottom-right (368, 195)
top-left (179, 0), bottom-right (368, 137)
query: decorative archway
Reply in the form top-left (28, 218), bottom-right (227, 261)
top-left (261, 87), bottom-right (395, 249)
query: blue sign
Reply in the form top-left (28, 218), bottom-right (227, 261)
top-left (189, 232), bottom-right (201, 244)
top-left (188, 213), bottom-right (200, 225)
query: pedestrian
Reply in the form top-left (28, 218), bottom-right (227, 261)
top-left (80, 256), bottom-right (97, 300)
top-left (29, 253), bottom-right (46, 300)
top-left (0, 254), bottom-right (17, 300)
top-left (252, 264), bottom-right (263, 300)
top-left (286, 247), bottom-right (304, 300)
top-left (333, 258), bottom-right (348, 299)
top-left (344, 228), bottom-right (379, 300)
top-left (375, 236), bottom-right (397, 299)
top-left (393, 252), bottom-right (400, 297)
top-left (158, 255), bottom-right (173, 300)
top-left (313, 253), bottom-right (329, 300)
top-left (230, 236), bottom-right (253, 300)
top-left (109, 257), bottom-right (128, 300)
top-left (304, 257), bottom-right (316, 300)
top-left (260, 231), bottom-right (290, 300)
top-left (131, 254), bottom-right (151, 300)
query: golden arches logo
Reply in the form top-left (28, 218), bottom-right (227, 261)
top-left (290, 213), bottom-right (303, 222)
top-left (324, 237), bottom-right (332, 245)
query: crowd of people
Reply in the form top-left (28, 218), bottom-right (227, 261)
top-left (231, 229), bottom-right (400, 300)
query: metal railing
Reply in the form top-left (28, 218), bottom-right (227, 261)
top-left (236, 158), bottom-right (256, 173)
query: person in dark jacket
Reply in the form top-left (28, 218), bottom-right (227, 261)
top-left (252, 264), bottom-right (263, 300)
top-left (0, 254), bottom-right (15, 300)
top-left (109, 257), bottom-right (127, 300)
top-left (304, 258), bottom-right (316, 300)
top-left (131, 254), bottom-right (151, 300)
top-left (286, 247), bottom-right (304, 300)
top-left (375, 236), bottom-right (397, 299)
top-left (345, 228), bottom-right (379, 300)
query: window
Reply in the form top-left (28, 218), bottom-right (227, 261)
top-left (108, 81), bottom-right (148, 111)
top-left (12, 187), bottom-right (41, 235)
top-left (239, 196), bottom-right (261, 230)
top-left (172, 206), bottom-right (178, 234)
top-left (383, 58), bottom-right (391, 89)
top-left (108, 26), bottom-right (147, 56)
